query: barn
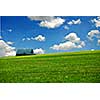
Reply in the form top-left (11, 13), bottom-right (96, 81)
top-left (16, 49), bottom-right (34, 56)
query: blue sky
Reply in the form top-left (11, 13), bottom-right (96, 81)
top-left (0, 16), bottom-right (100, 54)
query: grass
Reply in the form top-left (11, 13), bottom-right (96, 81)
top-left (0, 50), bottom-right (100, 83)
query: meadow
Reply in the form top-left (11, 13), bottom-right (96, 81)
top-left (0, 50), bottom-right (100, 83)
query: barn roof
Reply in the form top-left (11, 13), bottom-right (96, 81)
top-left (16, 49), bottom-right (33, 55)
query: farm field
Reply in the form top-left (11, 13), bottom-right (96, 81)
top-left (0, 50), bottom-right (100, 83)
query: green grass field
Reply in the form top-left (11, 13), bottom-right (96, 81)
top-left (0, 50), bottom-right (100, 83)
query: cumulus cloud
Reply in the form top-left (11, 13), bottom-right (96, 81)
top-left (31, 37), bottom-right (34, 40)
top-left (39, 17), bottom-right (65, 28)
top-left (64, 33), bottom-right (80, 43)
top-left (63, 25), bottom-right (69, 30)
top-left (88, 30), bottom-right (100, 38)
top-left (26, 37), bottom-right (31, 41)
top-left (28, 16), bottom-right (65, 28)
top-left (22, 38), bottom-right (25, 41)
top-left (27, 16), bottom-right (54, 21)
top-left (50, 33), bottom-right (85, 50)
top-left (22, 35), bottom-right (46, 42)
top-left (34, 35), bottom-right (45, 41)
top-left (8, 29), bottom-right (13, 32)
top-left (87, 30), bottom-right (100, 45)
top-left (50, 41), bottom-right (76, 50)
top-left (0, 40), bottom-right (16, 57)
top-left (7, 41), bottom-right (14, 45)
top-left (22, 37), bottom-right (32, 41)
top-left (67, 19), bottom-right (81, 25)
top-left (80, 41), bottom-right (85, 47)
top-left (33, 48), bottom-right (45, 54)
top-left (98, 40), bottom-right (100, 45)
top-left (91, 16), bottom-right (100, 28)
top-left (0, 36), bottom-right (2, 39)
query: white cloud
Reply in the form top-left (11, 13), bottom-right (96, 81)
top-left (50, 41), bottom-right (85, 50)
top-left (34, 35), bottom-right (45, 41)
top-left (8, 29), bottom-right (12, 32)
top-left (80, 41), bottom-right (85, 47)
top-left (97, 16), bottom-right (100, 20)
top-left (0, 36), bottom-right (2, 39)
top-left (88, 30), bottom-right (100, 38)
top-left (64, 33), bottom-right (80, 43)
top-left (87, 30), bottom-right (100, 45)
top-left (91, 49), bottom-right (95, 51)
top-left (67, 19), bottom-right (81, 25)
top-left (0, 40), bottom-right (16, 57)
top-left (73, 19), bottom-right (81, 24)
top-left (98, 40), bottom-right (100, 45)
top-left (50, 33), bottom-right (85, 50)
top-left (22, 38), bottom-right (31, 41)
top-left (67, 21), bottom-right (73, 25)
top-left (63, 25), bottom-right (69, 30)
top-left (7, 41), bottom-right (14, 45)
top-left (22, 38), bottom-right (25, 41)
top-left (87, 30), bottom-right (100, 41)
top-left (39, 17), bottom-right (65, 28)
top-left (91, 17), bottom-right (100, 28)
top-left (26, 38), bottom-right (31, 41)
top-left (28, 16), bottom-right (65, 28)
top-left (27, 16), bottom-right (54, 21)
top-left (22, 35), bottom-right (46, 42)
top-left (50, 41), bottom-right (76, 50)
top-left (33, 48), bottom-right (45, 54)
top-left (31, 37), bottom-right (34, 40)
